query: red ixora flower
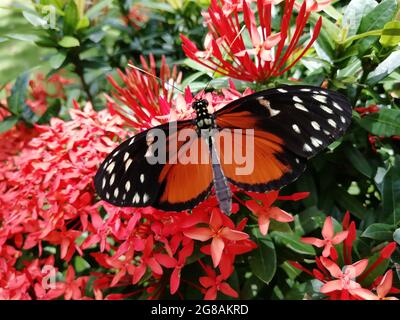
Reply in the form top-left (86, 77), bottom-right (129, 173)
top-left (245, 190), bottom-right (309, 235)
top-left (106, 55), bottom-right (254, 131)
top-left (352, 270), bottom-right (399, 300)
top-left (183, 209), bottom-right (249, 267)
top-left (181, 0), bottom-right (322, 82)
top-left (301, 216), bottom-right (348, 258)
top-left (198, 261), bottom-right (238, 300)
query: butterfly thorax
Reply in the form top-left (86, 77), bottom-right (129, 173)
top-left (193, 99), bottom-right (215, 130)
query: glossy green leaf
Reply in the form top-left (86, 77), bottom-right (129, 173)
top-left (357, 0), bottom-right (398, 54)
top-left (49, 52), bottom-right (66, 69)
top-left (344, 144), bottom-right (375, 178)
top-left (64, 0), bottom-right (80, 35)
top-left (0, 116), bottom-right (18, 133)
top-left (367, 51), bottom-right (400, 85)
top-left (271, 232), bottom-right (315, 255)
top-left (382, 157), bottom-right (400, 225)
top-left (361, 223), bottom-right (395, 240)
top-left (333, 188), bottom-right (367, 219)
top-left (359, 108), bottom-right (400, 136)
top-left (58, 36), bottom-right (80, 48)
top-left (6, 73), bottom-right (29, 115)
top-left (343, 0), bottom-right (377, 37)
top-left (249, 239), bottom-right (276, 284)
top-left (22, 11), bottom-right (48, 27)
top-left (380, 21), bottom-right (400, 47)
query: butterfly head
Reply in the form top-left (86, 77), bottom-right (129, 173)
top-left (192, 99), bottom-right (209, 112)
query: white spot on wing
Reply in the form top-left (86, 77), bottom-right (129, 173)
top-left (292, 124), bottom-right (301, 134)
top-left (124, 152), bottom-right (129, 162)
top-left (311, 137), bottom-right (323, 147)
top-left (106, 161), bottom-right (115, 174)
top-left (114, 188), bottom-right (119, 198)
top-left (328, 119), bottom-right (337, 128)
top-left (313, 95), bottom-right (327, 103)
top-left (277, 88), bottom-right (288, 93)
top-left (133, 193), bottom-right (140, 204)
top-left (125, 181), bottom-right (131, 192)
top-left (143, 193), bottom-right (149, 204)
top-left (129, 137), bottom-right (135, 145)
top-left (140, 174), bottom-right (145, 183)
top-left (109, 173), bottom-right (115, 186)
top-left (125, 158), bottom-right (133, 171)
top-left (311, 121), bottom-right (321, 131)
top-left (332, 102), bottom-right (343, 111)
top-left (293, 96), bottom-right (303, 103)
top-left (303, 143), bottom-right (313, 152)
top-left (340, 116), bottom-right (346, 124)
top-left (300, 88), bottom-right (311, 92)
top-left (295, 103), bottom-right (308, 112)
top-left (102, 177), bottom-right (106, 189)
top-left (321, 105), bottom-right (333, 114)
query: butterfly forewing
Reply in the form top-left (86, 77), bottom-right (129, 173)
top-left (215, 85), bottom-right (352, 159)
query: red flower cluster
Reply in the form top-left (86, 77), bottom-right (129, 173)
top-left (106, 54), bottom-right (254, 132)
top-left (181, 0), bottom-right (322, 82)
top-left (290, 213), bottom-right (399, 300)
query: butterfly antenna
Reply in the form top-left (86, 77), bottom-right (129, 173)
top-left (127, 63), bottom-right (185, 94)
top-left (201, 25), bottom-right (246, 95)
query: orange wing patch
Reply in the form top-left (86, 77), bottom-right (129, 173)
top-left (158, 136), bottom-right (213, 205)
top-left (214, 129), bottom-right (289, 186)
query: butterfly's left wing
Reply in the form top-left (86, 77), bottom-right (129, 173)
top-left (214, 85), bottom-right (352, 192)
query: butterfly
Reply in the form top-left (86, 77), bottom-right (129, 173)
top-left (94, 86), bottom-right (352, 215)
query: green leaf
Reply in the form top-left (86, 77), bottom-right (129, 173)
top-left (0, 116), bottom-right (18, 133)
top-left (76, 16), bottom-right (90, 30)
top-left (64, 0), bottom-right (80, 34)
top-left (249, 239), bottom-right (276, 284)
top-left (270, 232), bottom-right (315, 255)
top-left (343, 0), bottom-right (377, 37)
top-left (333, 188), bottom-right (366, 219)
top-left (361, 223), bottom-right (395, 240)
top-left (74, 256), bottom-right (90, 272)
top-left (22, 11), bottom-right (48, 27)
top-left (367, 51), bottom-right (400, 85)
top-left (359, 108), bottom-right (400, 136)
top-left (58, 36), bottom-right (80, 48)
top-left (299, 206), bottom-right (326, 234)
top-left (357, 0), bottom-right (398, 54)
top-left (394, 228), bottom-right (400, 245)
top-left (49, 52), bottom-right (66, 69)
top-left (7, 73), bottom-right (30, 115)
top-left (343, 144), bottom-right (375, 178)
top-left (380, 21), bottom-right (400, 47)
top-left (382, 157), bottom-right (400, 225)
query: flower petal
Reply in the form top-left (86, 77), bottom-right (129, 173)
top-left (183, 227), bottom-right (213, 241)
top-left (332, 231), bottom-right (349, 244)
top-left (301, 237), bottom-right (325, 248)
top-left (322, 216), bottom-right (334, 240)
top-left (377, 270), bottom-right (393, 299)
top-left (211, 237), bottom-right (225, 267)
top-left (320, 280), bottom-right (343, 293)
